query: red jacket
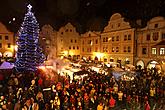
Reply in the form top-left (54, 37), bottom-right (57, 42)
top-left (109, 98), bottom-right (116, 107)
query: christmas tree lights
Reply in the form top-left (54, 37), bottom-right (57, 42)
top-left (15, 4), bottom-right (45, 72)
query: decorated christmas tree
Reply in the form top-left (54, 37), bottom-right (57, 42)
top-left (15, 4), bottom-right (45, 72)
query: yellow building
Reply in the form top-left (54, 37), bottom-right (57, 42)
top-left (39, 25), bottom-right (57, 60)
top-left (135, 16), bottom-right (165, 74)
top-left (80, 31), bottom-right (101, 60)
top-left (57, 23), bottom-right (81, 59)
top-left (0, 22), bottom-right (15, 58)
top-left (101, 13), bottom-right (136, 66)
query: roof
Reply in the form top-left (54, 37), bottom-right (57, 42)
top-left (153, 40), bottom-right (165, 46)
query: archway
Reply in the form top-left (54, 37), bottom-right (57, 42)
top-left (3, 51), bottom-right (13, 57)
top-left (136, 60), bottom-right (145, 69)
top-left (147, 60), bottom-right (161, 73)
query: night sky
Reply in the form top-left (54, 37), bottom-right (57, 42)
top-left (0, 0), bottom-right (165, 33)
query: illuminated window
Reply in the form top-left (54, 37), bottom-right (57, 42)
top-left (77, 46), bottom-right (79, 50)
top-left (69, 46), bottom-right (71, 49)
top-left (0, 35), bottom-right (2, 40)
top-left (152, 48), bottom-right (157, 54)
top-left (0, 43), bottom-right (2, 48)
top-left (7, 43), bottom-right (11, 48)
top-left (75, 40), bottom-right (77, 43)
top-left (5, 36), bottom-right (8, 40)
top-left (71, 39), bottom-right (73, 43)
top-left (160, 48), bottom-right (165, 55)
top-left (73, 46), bottom-right (75, 50)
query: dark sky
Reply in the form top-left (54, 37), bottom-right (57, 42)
top-left (0, 0), bottom-right (165, 33)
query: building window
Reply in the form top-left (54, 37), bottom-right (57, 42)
top-left (128, 34), bottom-right (131, 40)
top-left (142, 48), bottom-right (147, 54)
top-left (95, 47), bottom-right (98, 52)
top-left (65, 29), bottom-right (68, 32)
top-left (5, 36), bottom-right (8, 40)
top-left (112, 47), bottom-right (115, 52)
top-left (118, 23), bottom-right (120, 27)
top-left (75, 40), bottom-right (77, 43)
top-left (69, 46), bottom-right (71, 50)
top-left (71, 39), bottom-right (73, 43)
top-left (152, 48), bottom-right (157, 54)
top-left (124, 35), bottom-right (127, 41)
top-left (82, 48), bottom-right (84, 52)
top-left (106, 37), bottom-right (108, 42)
top-left (154, 24), bottom-right (158, 28)
top-left (152, 32), bottom-right (159, 41)
top-left (146, 34), bottom-right (150, 41)
top-left (95, 39), bottom-right (98, 44)
top-left (116, 47), bottom-right (119, 52)
top-left (123, 46), bottom-right (127, 52)
top-left (73, 46), bottom-right (75, 50)
top-left (0, 43), bottom-right (2, 48)
top-left (112, 37), bottom-right (114, 41)
top-left (116, 36), bottom-right (119, 41)
top-left (162, 33), bottom-right (165, 40)
top-left (0, 35), bottom-right (2, 40)
top-left (7, 43), bottom-right (11, 48)
top-left (70, 29), bottom-right (72, 32)
top-left (103, 37), bottom-right (105, 42)
top-left (160, 48), bottom-right (165, 55)
top-left (77, 46), bottom-right (79, 50)
top-left (128, 46), bottom-right (131, 52)
top-left (82, 40), bottom-right (84, 44)
top-left (89, 34), bottom-right (91, 37)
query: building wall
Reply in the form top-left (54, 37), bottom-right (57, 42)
top-left (57, 23), bottom-right (81, 58)
top-left (0, 22), bottom-right (14, 57)
top-left (135, 16), bottom-right (165, 74)
top-left (80, 31), bottom-right (101, 60)
top-left (101, 13), bottom-right (135, 65)
top-left (39, 25), bottom-right (57, 59)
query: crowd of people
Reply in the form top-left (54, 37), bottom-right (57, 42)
top-left (0, 65), bottom-right (165, 110)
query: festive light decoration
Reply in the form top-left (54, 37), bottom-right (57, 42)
top-left (15, 4), bottom-right (45, 72)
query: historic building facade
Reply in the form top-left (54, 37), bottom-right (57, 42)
top-left (39, 25), bottom-right (57, 60)
top-left (80, 31), bottom-right (101, 61)
top-left (135, 16), bottom-right (165, 74)
top-left (0, 22), bottom-right (15, 58)
top-left (101, 13), bottom-right (136, 66)
top-left (57, 23), bottom-right (81, 60)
